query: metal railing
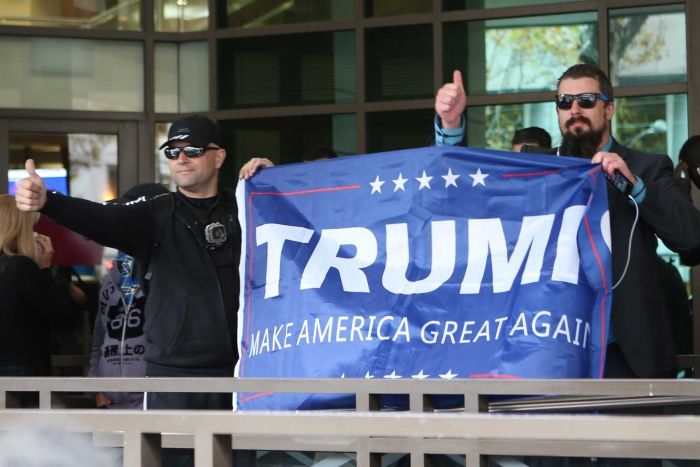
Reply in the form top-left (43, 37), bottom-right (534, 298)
top-left (1, 377), bottom-right (700, 466)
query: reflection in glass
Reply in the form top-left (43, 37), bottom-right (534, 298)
top-left (614, 94), bottom-right (688, 164)
top-left (219, 114), bottom-right (356, 186)
top-left (0, 0), bottom-right (140, 30)
top-left (466, 102), bottom-right (557, 150)
top-left (218, 31), bottom-right (355, 109)
top-left (155, 42), bottom-right (209, 113)
top-left (366, 109), bottom-right (434, 153)
top-left (365, 0), bottom-right (432, 17)
top-left (8, 133), bottom-right (118, 203)
top-left (609, 5), bottom-right (686, 86)
top-left (155, 122), bottom-right (174, 191)
top-left (0, 36), bottom-right (143, 112)
top-left (155, 0), bottom-right (208, 32)
top-left (444, 13), bottom-right (597, 95)
top-left (219, 0), bottom-right (353, 28)
top-left (444, 0), bottom-right (580, 10)
top-left (366, 25), bottom-right (433, 102)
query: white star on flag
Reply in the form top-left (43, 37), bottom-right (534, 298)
top-left (439, 369), bottom-right (458, 379)
top-left (416, 170), bottom-right (433, 190)
top-left (364, 371), bottom-right (375, 379)
top-left (384, 370), bottom-right (402, 379)
top-left (411, 370), bottom-right (430, 379)
top-left (393, 173), bottom-right (408, 192)
top-left (369, 175), bottom-right (385, 194)
top-left (441, 168), bottom-right (460, 188)
top-left (469, 168), bottom-right (489, 187)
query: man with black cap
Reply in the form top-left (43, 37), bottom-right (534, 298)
top-left (15, 115), bottom-right (273, 411)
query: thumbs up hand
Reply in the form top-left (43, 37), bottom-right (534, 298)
top-left (435, 70), bottom-right (467, 129)
top-left (15, 159), bottom-right (48, 212)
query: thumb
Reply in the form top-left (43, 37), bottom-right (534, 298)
top-left (25, 159), bottom-right (44, 185)
top-left (453, 70), bottom-right (464, 90)
top-left (25, 159), bottom-right (39, 179)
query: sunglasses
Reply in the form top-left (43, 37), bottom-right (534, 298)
top-left (555, 93), bottom-right (610, 110)
top-left (163, 146), bottom-right (218, 160)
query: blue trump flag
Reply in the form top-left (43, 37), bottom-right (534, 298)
top-left (235, 146), bottom-right (612, 410)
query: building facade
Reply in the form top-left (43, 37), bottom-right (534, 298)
top-left (0, 0), bottom-right (698, 368)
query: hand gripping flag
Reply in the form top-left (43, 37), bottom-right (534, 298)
top-left (235, 146), bottom-right (612, 410)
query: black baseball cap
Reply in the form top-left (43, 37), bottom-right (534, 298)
top-left (159, 115), bottom-right (224, 150)
top-left (107, 183), bottom-right (169, 206)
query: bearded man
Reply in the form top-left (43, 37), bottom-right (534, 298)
top-left (434, 63), bottom-right (700, 378)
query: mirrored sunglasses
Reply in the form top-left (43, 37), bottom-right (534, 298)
top-left (163, 146), bottom-right (217, 160)
top-left (555, 92), bottom-right (610, 110)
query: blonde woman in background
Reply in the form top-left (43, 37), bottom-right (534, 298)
top-left (0, 194), bottom-right (75, 385)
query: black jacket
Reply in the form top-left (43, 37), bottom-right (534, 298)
top-left (42, 190), bottom-right (240, 375)
top-left (0, 255), bottom-right (75, 375)
top-left (526, 140), bottom-right (700, 377)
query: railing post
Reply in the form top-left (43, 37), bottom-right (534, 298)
top-left (465, 440), bottom-right (485, 467)
top-left (39, 390), bottom-right (52, 409)
top-left (410, 449), bottom-right (424, 467)
top-left (409, 392), bottom-right (424, 412)
top-left (195, 432), bottom-right (231, 467)
top-left (464, 394), bottom-right (487, 413)
top-left (356, 437), bottom-right (373, 467)
top-left (124, 431), bottom-right (161, 467)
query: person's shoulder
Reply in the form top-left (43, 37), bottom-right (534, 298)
top-left (612, 141), bottom-right (665, 159)
top-left (613, 142), bottom-right (671, 170)
top-left (520, 144), bottom-right (556, 155)
top-left (136, 191), bottom-right (175, 214)
top-left (0, 254), bottom-right (38, 273)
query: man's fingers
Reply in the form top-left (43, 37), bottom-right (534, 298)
top-left (18, 177), bottom-right (43, 194)
top-left (437, 87), bottom-right (458, 102)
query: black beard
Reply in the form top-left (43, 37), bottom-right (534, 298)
top-left (560, 127), bottom-right (605, 158)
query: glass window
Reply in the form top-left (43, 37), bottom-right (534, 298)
top-left (155, 0), bottom-right (208, 32)
top-left (0, 36), bottom-right (143, 112)
top-left (365, 0), bottom-right (432, 17)
top-left (218, 0), bottom-right (354, 28)
top-left (609, 5), bottom-right (686, 87)
top-left (154, 45), bottom-right (178, 114)
top-left (613, 94), bottom-right (688, 164)
top-left (0, 0), bottom-right (140, 30)
top-left (155, 42), bottom-right (209, 113)
top-left (444, 0), bottom-right (581, 10)
top-left (218, 31), bottom-right (355, 109)
top-left (366, 109), bottom-right (434, 153)
top-left (8, 133), bottom-right (117, 203)
top-left (466, 101), bottom-right (558, 150)
top-left (366, 25), bottom-right (433, 102)
top-left (444, 12), bottom-right (598, 95)
top-left (155, 122), bottom-right (174, 191)
top-left (219, 114), bottom-right (356, 187)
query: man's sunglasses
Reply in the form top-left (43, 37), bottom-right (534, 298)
top-left (163, 146), bottom-right (218, 160)
top-left (555, 93), bottom-right (610, 110)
